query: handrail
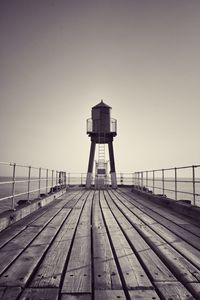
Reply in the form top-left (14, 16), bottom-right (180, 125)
top-left (65, 167), bottom-right (200, 206)
top-left (0, 162), bottom-right (67, 211)
top-left (131, 165), bottom-right (200, 206)
top-left (1, 163), bottom-right (200, 209)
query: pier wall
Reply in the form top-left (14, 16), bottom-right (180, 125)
top-left (0, 188), bottom-right (66, 233)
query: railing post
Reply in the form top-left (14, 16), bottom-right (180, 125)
top-left (153, 170), bottom-right (155, 194)
top-left (51, 170), bottom-right (54, 192)
top-left (81, 173), bottom-right (83, 186)
top-left (146, 171), bottom-right (148, 189)
top-left (11, 163), bottom-right (16, 210)
top-left (175, 167), bottom-right (177, 201)
top-left (46, 169), bottom-right (48, 194)
top-left (192, 165), bottom-right (196, 205)
top-left (132, 173), bottom-right (134, 187)
top-left (27, 166), bottom-right (31, 202)
top-left (137, 172), bottom-right (140, 189)
top-left (64, 172), bottom-right (67, 187)
top-left (162, 169), bottom-right (165, 195)
top-left (56, 171), bottom-right (58, 188)
top-left (120, 173), bottom-right (123, 185)
top-left (68, 172), bottom-right (70, 187)
top-left (59, 171), bottom-right (62, 185)
top-left (141, 172), bottom-right (143, 190)
top-left (38, 167), bottom-right (41, 198)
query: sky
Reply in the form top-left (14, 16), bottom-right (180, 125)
top-left (0, 0), bottom-right (200, 174)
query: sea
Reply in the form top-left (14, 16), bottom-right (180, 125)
top-left (0, 176), bottom-right (55, 213)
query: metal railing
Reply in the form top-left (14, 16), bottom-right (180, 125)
top-left (86, 118), bottom-right (117, 134)
top-left (0, 162), bottom-right (67, 211)
top-left (131, 165), bottom-right (200, 206)
top-left (65, 167), bottom-right (200, 206)
top-left (2, 163), bottom-right (198, 209)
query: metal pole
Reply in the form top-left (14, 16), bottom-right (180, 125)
top-left (56, 171), bottom-right (58, 188)
top-left (51, 170), bottom-right (54, 192)
top-left (64, 172), bottom-right (67, 187)
top-left (153, 170), bottom-right (155, 194)
top-left (146, 171), bottom-right (148, 189)
top-left (46, 169), bottom-right (48, 194)
top-left (162, 169), bottom-right (165, 195)
top-left (175, 167), bottom-right (177, 201)
top-left (11, 163), bottom-right (16, 210)
top-left (59, 171), bottom-right (62, 185)
top-left (81, 173), bottom-right (83, 186)
top-left (68, 172), bottom-right (70, 187)
top-left (141, 172), bottom-right (143, 190)
top-left (38, 167), bottom-right (41, 198)
top-left (27, 166), bottom-right (31, 202)
top-left (192, 165), bottom-right (196, 205)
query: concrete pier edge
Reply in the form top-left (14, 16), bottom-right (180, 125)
top-left (0, 188), bottom-right (66, 233)
top-left (131, 188), bottom-right (200, 223)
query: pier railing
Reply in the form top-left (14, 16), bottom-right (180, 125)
top-left (1, 163), bottom-right (200, 209)
top-left (131, 165), bottom-right (200, 206)
top-left (65, 167), bottom-right (200, 206)
top-left (0, 162), bottom-right (67, 211)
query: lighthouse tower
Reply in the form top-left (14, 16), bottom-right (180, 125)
top-left (86, 100), bottom-right (117, 189)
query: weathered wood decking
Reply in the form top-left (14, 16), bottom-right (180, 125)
top-left (0, 188), bottom-right (200, 299)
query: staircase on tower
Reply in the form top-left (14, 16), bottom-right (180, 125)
top-left (95, 142), bottom-right (108, 189)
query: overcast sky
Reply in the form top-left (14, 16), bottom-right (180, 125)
top-left (1, 0), bottom-right (200, 174)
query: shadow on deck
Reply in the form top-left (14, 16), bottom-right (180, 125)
top-left (0, 187), bottom-right (200, 300)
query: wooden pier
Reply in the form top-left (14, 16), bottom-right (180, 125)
top-left (0, 188), bottom-right (200, 299)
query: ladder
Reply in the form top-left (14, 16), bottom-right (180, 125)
top-left (98, 143), bottom-right (105, 168)
top-left (95, 133), bottom-right (108, 189)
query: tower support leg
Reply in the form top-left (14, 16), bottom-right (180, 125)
top-left (86, 141), bottom-right (96, 188)
top-left (108, 141), bottom-right (117, 188)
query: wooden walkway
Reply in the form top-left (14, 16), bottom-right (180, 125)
top-left (0, 188), bottom-right (200, 299)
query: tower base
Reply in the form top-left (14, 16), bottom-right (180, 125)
top-left (111, 172), bottom-right (117, 189)
top-left (86, 172), bottom-right (93, 189)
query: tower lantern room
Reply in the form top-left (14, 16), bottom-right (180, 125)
top-left (92, 101), bottom-right (110, 134)
top-left (86, 100), bottom-right (117, 189)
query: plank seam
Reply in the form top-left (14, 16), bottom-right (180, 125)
top-left (109, 190), bottom-right (200, 299)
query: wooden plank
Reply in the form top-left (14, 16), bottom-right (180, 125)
top-left (30, 205), bottom-right (85, 287)
top-left (141, 208), bottom-right (200, 250)
top-left (61, 294), bottom-right (92, 300)
top-left (0, 226), bottom-right (42, 275)
top-left (0, 287), bottom-right (21, 299)
top-left (93, 191), bottom-right (122, 290)
top-left (64, 190), bottom-right (87, 208)
top-left (156, 243), bottom-right (200, 283)
top-left (100, 193), bottom-right (153, 290)
top-left (128, 290), bottom-right (160, 300)
top-left (111, 191), bottom-right (200, 276)
top-left (151, 223), bottom-right (200, 269)
top-left (28, 207), bottom-right (64, 227)
top-left (61, 191), bottom-right (93, 294)
top-left (95, 290), bottom-right (126, 300)
top-left (53, 190), bottom-right (82, 208)
top-left (121, 188), bottom-right (200, 235)
top-left (19, 288), bottom-right (58, 300)
top-left (112, 190), bottom-right (200, 272)
top-left (109, 191), bottom-right (200, 289)
top-left (70, 191), bottom-right (91, 210)
top-left (116, 190), bottom-right (200, 250)
top-left (155, 282), bottom-right (193, 299)
top-left (187, 283), bottom-right (200, 297)
top-left (0, 225), bottom-right (26, 248)
top-left (0, 208), bottom-right (71, 287)
top-left (0, 192), bottom-right (76, 249)
top-left (105, 192), bottom-right (176, 283)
